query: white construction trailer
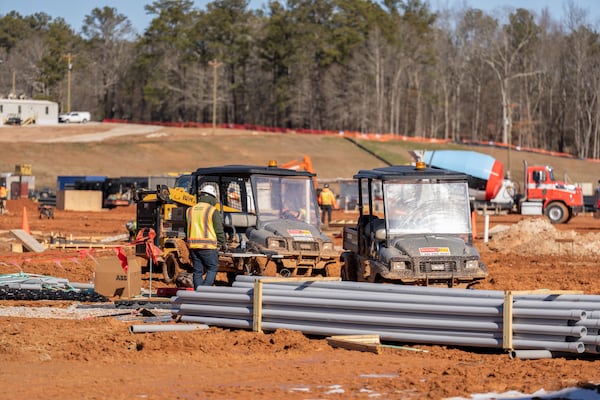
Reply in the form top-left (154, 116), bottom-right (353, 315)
top-left (0, 98), bottom-right (59, 126)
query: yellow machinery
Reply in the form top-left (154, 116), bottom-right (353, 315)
top-left (134, 185), bottom-right (196, 283)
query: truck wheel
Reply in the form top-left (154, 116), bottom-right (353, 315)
top-left (340, 253), bottom-right (357, 281)
top-left (545, 202), bottom-right (568, 224)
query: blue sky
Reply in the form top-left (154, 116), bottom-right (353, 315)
top-left (0, 1), bottom-right (599, 34)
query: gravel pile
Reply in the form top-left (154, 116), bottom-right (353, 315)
top-left (0, 303), bottom-right (173, 320)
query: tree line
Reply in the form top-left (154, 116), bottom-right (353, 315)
top-left (1, 0), bottom-right (600, 159)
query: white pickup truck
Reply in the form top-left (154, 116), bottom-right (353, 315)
top-left (58, 111), bottom-right (91, 123)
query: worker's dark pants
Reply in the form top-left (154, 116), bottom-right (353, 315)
top-left (190, 248), bottom-right (219, 289)
top-left (321, 205), bottom-right (333, 224)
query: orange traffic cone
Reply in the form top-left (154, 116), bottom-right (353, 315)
top-left (22, 206), bottom-right (30, 234)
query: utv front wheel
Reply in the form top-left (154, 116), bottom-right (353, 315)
top-left (340, 253), bottom-right (358, 281)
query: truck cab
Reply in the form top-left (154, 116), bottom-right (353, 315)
top-left (341, 163), bottom-right (488, 287)
top-left (521, 161), bottom-right (584, 224)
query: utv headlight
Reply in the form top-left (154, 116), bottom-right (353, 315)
top-left (390, 261), bottom-right (407, 272)
top-left (465, 259), bottom-right (480, 269)
top-left (322, 242), bottom-right (334, 251)
top-left (267, 237), bottom-right (287, 250)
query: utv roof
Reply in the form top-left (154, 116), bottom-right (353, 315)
top-left (193, 165), bottom-right (315, 178)
top-left (354, 165), bottom-right (468, 181)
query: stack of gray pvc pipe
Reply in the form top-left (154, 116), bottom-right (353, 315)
top-left (171, 276), bottom-right (600, 357)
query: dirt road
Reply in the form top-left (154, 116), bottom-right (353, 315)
top-left (1, 201), bottom-right (600, 399)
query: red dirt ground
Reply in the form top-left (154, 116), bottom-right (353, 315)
top-left (1, 199), bottom-right (600, 399)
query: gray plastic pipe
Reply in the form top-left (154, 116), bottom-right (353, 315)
top-left (510, 350), bottom-right (553, 359)
top-left (180, 315), bottom-right (252, 329)
top-left (514, 317), bottom-right (596, 327)
top-left (234, 275), bottom-right (502, 298)
top-left (233, 281), bottom-right (505, 308)
top-left (173, 289), bottom-right (252, 304)
top-left (70, 282), bottom-right (94, 290)
top-left (514, 300), bottom-right (600, 310)
top-left (129, 324), bottom-right (209, 333)
top-left (581, 336), bottom-right (600, 345)
top-left (233, 282), bottom-right (590, 320)
top-left (236, 276), bottom-right (600, 304)
top-left (587, 311), bottom-right (600, 319)
top-left (173, 278), bottom-right (598, 354)
top-left (176, 303), bottom-right (252, 317)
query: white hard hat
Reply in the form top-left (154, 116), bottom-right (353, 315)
top-left (201, 185), bottom-right (217, 198)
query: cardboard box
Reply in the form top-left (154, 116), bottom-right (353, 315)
top-left (94, 255), bottom-right (141, 298)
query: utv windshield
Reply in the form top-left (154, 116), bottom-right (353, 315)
top-left (251, 175), bottom-right (319, 228)
top-left (384, 181), bottom-right (471, 235)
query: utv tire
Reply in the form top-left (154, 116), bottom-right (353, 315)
top-left (340, 252), bottom-right (358, 281)
top-left (325, 262), bottom-right (342, 278)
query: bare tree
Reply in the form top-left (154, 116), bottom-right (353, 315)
top-left (82, 7), bottom-right (135, 119)
top-left (562, 0), bottom-right (600, 158)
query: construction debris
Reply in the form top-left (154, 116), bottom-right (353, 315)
top-left (10, 229), bottom-right (45, 252)
top-left (327, 334), bottom-right (383, 354)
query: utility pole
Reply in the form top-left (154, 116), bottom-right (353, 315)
top-left (208, 59), bottom-right (222, 132)
top-left (65, 53), bottom-right (73, 113)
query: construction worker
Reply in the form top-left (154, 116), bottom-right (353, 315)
top-left (282, 197), bottom-right (306, 221)
top-left (318, 183), bottom-right (338, 225)
top-left (0, 183), bottom-right (7, 215)
top-left (186, 185), bottom-right (226, 288)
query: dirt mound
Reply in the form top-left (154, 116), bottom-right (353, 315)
top-left (486, 217), bottom-right (600, 256)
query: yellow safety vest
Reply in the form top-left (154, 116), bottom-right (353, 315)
top-left (187, 202), bottom-right (218, 249)
top-left (319, 189), bottom-right (336, 207)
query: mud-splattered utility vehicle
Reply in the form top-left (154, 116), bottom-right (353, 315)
top-left (341, 163), bottom-right (488, 287)
top-left (191, 163), bottom-right (340, 281)
top-left (135, 162), bottom-right (340, 285)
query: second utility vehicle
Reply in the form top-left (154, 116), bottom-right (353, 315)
top-left (341, 163), bottom-right (488, 287)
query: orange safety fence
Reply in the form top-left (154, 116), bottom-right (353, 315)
top-left (102, 119), bottom-right (600, 164)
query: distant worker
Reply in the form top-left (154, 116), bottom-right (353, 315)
top-left (227, 186), bottom-right (242, 210)
top-left (318, 183), bottom-right (337, 225)
top-left (125, 220), bottom-right (137, 242)
top-left (186, 185), bottom-right (226, 289)
top-left (0, 183), bottom-right (7, 215)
